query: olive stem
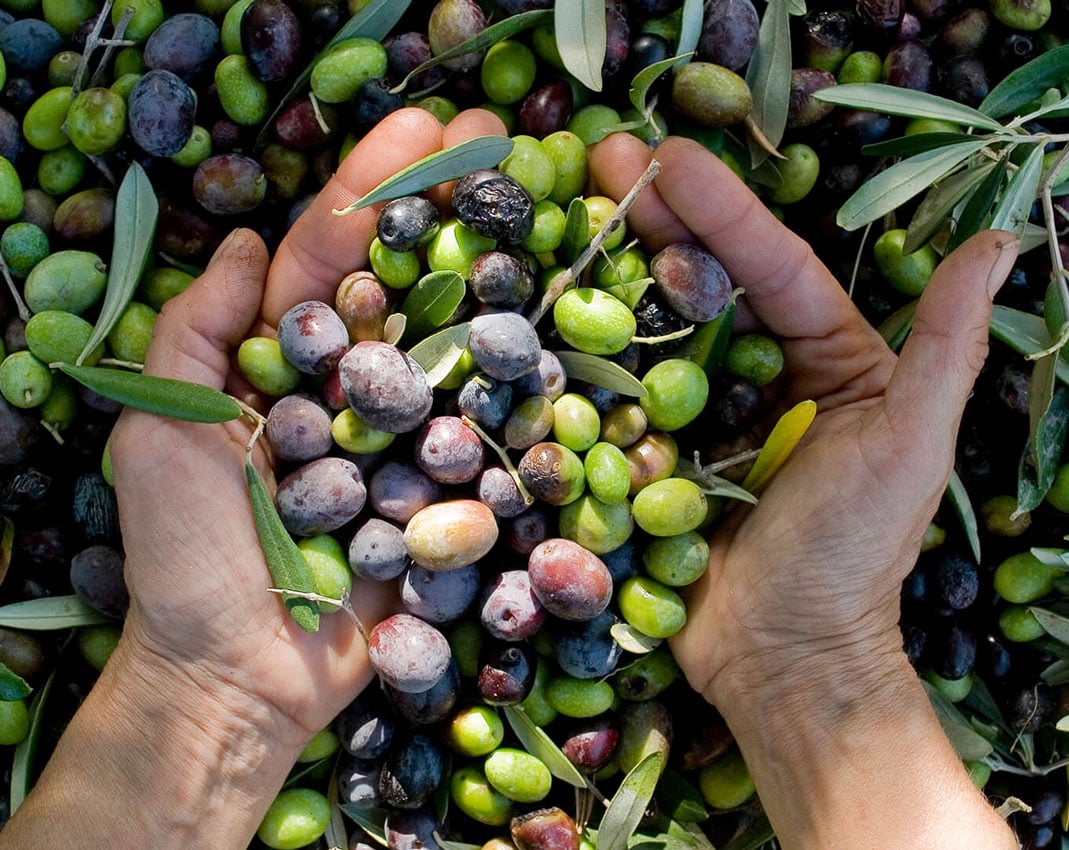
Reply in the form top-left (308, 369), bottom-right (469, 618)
top-left (699, 448), bottom-right (762, 474)
top-left (88, 6), bottom-right (135, 90)
top-left (528, 158), bottom-right (662, 326)
top-left (994, 796), bottom-right (1032, 819)
top-left (0, 256), bottom-right (30, 323)
top-left (69, 0), bottom-right (115, 100)
top-left (308, 93), bottom-right (331, 136)
top-left (41, 421), bottom-right (64, 446)
top-left (85, 154), bottom-right (118, 187)
top-left (631, 326), bottom-right (695, 344)
top-left (96, 358), bottom-right (144, 371)
top-left (460, 415), bottom-right (535, 506)
top-left (847, 221), bottom-right (873, 300)
top-left (985, 753), bottom-right (1069, 777)
top-left (266, 587), bottom-right (365, 638)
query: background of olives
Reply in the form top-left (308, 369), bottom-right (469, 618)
top-left (0, 0), bottom-right (1064, 849)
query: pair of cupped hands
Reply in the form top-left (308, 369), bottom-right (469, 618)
top-left (111, 107), bottom-right (1017, 772)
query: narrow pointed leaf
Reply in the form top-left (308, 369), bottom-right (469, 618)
top-left (340, 805), bottom-right (388, 846)
top-left (877, 298), bottom-right (918, 351)
top-left (963, 677), bottom-right (1005, 726)
top-left (79, 163), bottom-right (157, 365)
top-left (0, 660), bottom-right (29, 701)
top-left (391, 10), bottom-right (553, 94)
top-left (989, 144), bottom-right (1044, 236)
top-left (1016, 387), bottom-right (1069, 512)
top-left (862, 132), bottom-right (976, 158)
top-left (1043, 657), bottom-right (1069, 684)
top-left (813, 84), bottom-right (1004, 130)
top-left (675, 0), bottom-right (703, 64)
top-left (947, 154), bottom-right (1008, 253)
top-left (745, 0), bottom-right (792, 166)
top-left (630, 54), bottom-right (693, 117)
top-left (556, 0), bottom-right (606, 92)
top-left (245, 459), bottom-right (319, 633)
top-left (1030, 607), bottom-right (1069, 644)
top-left (837, 140), bottom-right (989, 230)
top-left (554, 351), bottom-right (647, 397)
top-left (10, 671), bottom-right (53, 814)
top-left (980, 45), bottom-right (1069, 118)
top-left (611, 623), bottom-right (662, 654)
top-left (721, 814), bottom-right (774, 850)
top-left (786, 0), bottom-right (807, 13)
top-left (562, 196), bottom-right (591, 264)
top-left (1031, 547), bottom-right (1069, 569)
top-left (335, 136), bottom-right (514, 214)
top-left (703, 474), bottom-right (759, 505)
top-left (0, 514), bottom-right (13, 588)
top-left (407, 322), bottom-right (471, 387)
top-left (1029, 353), bottom-right (1059, 473)
top-left (946, 471), bottom-right (981, 563)
top-left (257, 0), bottom-right (414, 143)
top-left (656, 771), bottom-right (708, 823)
top-left (678, 290), bottom-right (739, 376)
top-left (989, 308), bottom-right (1069, 384)
top-left (400, 271), bottom-right (466, 343)
top-left (904, 162), bottom-right (995, 254)
top-left (435, 835), bottom-right (481, 850)
top-left (922, 681), bottom-right (994, 760)
top-left (742, 400), bottom-right (817, 491)
top-left (598, 753), bottom-right (664, 850)
top-left (503, 705), bottom-right (586, 788)
top-left (383, 313), bottom-right (406, 346)
top-left (0, 595), bottom-right (110, 629)
top-left (57, 365), bottom-right (241, 423)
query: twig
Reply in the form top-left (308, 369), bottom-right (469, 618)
top-left (97, 358), bottom-right (143, 371)
top-left (70, 0), bottom-right (115, 98)
top-left (528, 158), bottom-right (661, 325)
top-left (632, 325), bottom-right (695, 344)
top-left (88, 5), bottom-right (134, 90)
top-left (309, 93), bottom-right (331, 135)
top-left (0, 256), bottom-right (30, 322)
top-left (461, 415), bottom-right (534, 506)
top-left (848, 221), bottom-right (873, 300)
top-left (994, 796), bottom-right (1032, 819)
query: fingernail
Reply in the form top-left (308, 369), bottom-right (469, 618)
top-left (986, 237), bottom-right (1019, 298)
top-left (207, 229), bottom-right (242, 269)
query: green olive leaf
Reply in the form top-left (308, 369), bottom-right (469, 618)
top-left (56, 364), bottom-right (242, 423)
top-left (922, 681), bottom-right (994, 760)
top-left (990, 144), bottom-right (1045, 237)
top-left (1030, 547), bottom-right (1069, 569)
top-left (904, 161), bottom-right (995, 254)
top-left (962, 676), bottom-right (1006, 727)
top-left (1016, 386), bottom-right (1069, 513)
top-left (679, 289), bottom-right (740, 377)
top-left (257, 0), bottom-right (414, 145)
top-left (862, 132), bottom-right (975, 159)
top-left (245, 460), bottom-right (320, 633)
top-left (700, 473), bottom-right (759, 505)
top-left (676, 0), bottom-right (704, 63)
top-left (0, 659), bottom-right (29, 701)
top-left (988, 306), bottom-right (1069, 383)
top-left (946, 471), bottom-right (982, 564)
top-left (1044, 657), bottom-right (1069, 684)
top-left (10, 670), bottom-right (53, 815)
top-left (980, 44), bottom-right (1069, 118)
top-left (1029, 607), bottom-right (1069, 645)
top-left (611, 623), bottom-right (662, 654)
top-left (407, 322), bottom-right (471, 387)
top-left (0, 595), bottom-right (111, 629)
top-left (876, 298), bottom-right (918, 352)
top-left (630, 53), bottom-right (693, 118)
top-left (283, 756), bottom-right (333, 790)
top-left (562, 197), bottom-right (591, 264)
top-left (503, 705), bottom-right (587, 788)
top-left (742, 400), bottom-right (816, 491)
top-left (79, 162), bottom-right (157, 365)
top-left (435, 834), bottom-right (481, 850)
top-left (1029, 353), bottom-right (1059, 473)
top-left (836, 139), bottom-right (989, 231)
top-left (745, 0), bottom-right (792, 167)
top-left (400, 270), bottom-right (466, 344)
top-left (597, 753), bottom-right (664, 850)
top-left (720, 814), bottom-right (774, 850)
top-left (333, 135), bottom-right (514, 215)
top-left (814, 84), bottom-right (1004, 130)
top-left (556, 0), bottom-right (607, 92)
top-left (390, 9), bottom-right (553, 94)
top-left (947, 153), bottom-right (1008, 253)
top-left (339, 805), bottom-right (388, 847)
top-left (554, 351), bottom-right (647, 398)
top-left (655, 771), bottom-right (708, 823)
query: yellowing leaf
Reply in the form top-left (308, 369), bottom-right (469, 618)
top-left (741, 400), bottom-right (816, 491)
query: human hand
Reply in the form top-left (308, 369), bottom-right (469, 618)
top-left (110, 107), bottom-right (506, 749)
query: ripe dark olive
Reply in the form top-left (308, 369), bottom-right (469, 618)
top-left (452, 169), bottom-right (535, 244)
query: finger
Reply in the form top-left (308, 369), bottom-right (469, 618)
top-left (588, 132), bottom-right (694, 250)
top-left (426, 107), bottom-right (509, 209)
top-left (262, 108), bottom-right (445, 326)
top-left (885, 230), bottom-right (1018, 449)
top-left (638, 135), bottom-right (862, 342)
top-left (142, 229), bottom-right (269, 390)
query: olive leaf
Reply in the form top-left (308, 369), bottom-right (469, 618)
top-left (407, 322), bottom-right (471, 388)
top-left (435, 834), bottom-right (482, 850)
top-left (813, 84), bottom-right (1004, 131)
top-left (554, 351), bottom-right (647, 397)
top-left (963, 676), bottom-right (1006, 727)
top-left (503, 705), bottom-right (586, 788)
top-left (57, 364), bottom-right (242, 423)
top-left (946, 471), bottom-right (982, 564)
top-left (400, 270), bottom-right (466, 344)
top-left (876, 299), bottom-right (918, 352)
top-left (0, 595), bottom-right (111, 629)
top-left (904, 161), bottom-right (995, 254)
top-left (701, 474), bottom-right (758, 505)
top-left (655, 771), bottom-right (708, 823)
top-left (742, 400), bottom-right (817, 491)
top-left (390, 9), bottom-right (553, 94)
top-left (611, 623), bottom-right (662, 654)
top-left (922, 681), bottom-right (994, 760)
top-left (1042, 657), bottom-right (1069, 684)
top-left (383, 313), bottom-right (407, 346)
top-left (947, 154), bottom-right (1008, 253)
top-left (989, 144), bottom-right (1045, 237)
top-left (1030, 607), bottom-right (1069, 645)
top-left (988, 306), bottom-right (1069, 387)
top-left (676, 0), bottom-right (704, 62)
top-left (0, 514), bottom-right (13, 588)
top-left (1016, 387), bottom-right (1069, 513)
top-left (283, 756), bottom-right (333, 790)
top-left (862, 132), bottom-right (976, 159)
top-left (980, 44), bottom-right (1069, 118)
top-left (562, 196), bottom-right (591, 264)
top-left (679, 290), bottom-right (740, 377)
top-left (837, 139), bottom-right (989, 231)
top-left (0, 660), bottom-right (30, 702)
top-left (245, 459), bottom-right (320, 633)
top-left (745, 0), bottom-right (792, 167)
top-left (333, 136), bottom-right (514, 215)
top-left (1030, 547), bottom-right (1069, 569)
top-left (556, 0), bottom-right (607, 93)
top-left (597, 753), bottom-right (664, 850)
top-left (340, 805), bottom-right (388, 847)
top-left (1029, 353), bottom-right (1059, 473)
top-left (79, 162), bottom-right (157, 365)
top-left (10, 670), bottom-right (53, 815)
top-left (628, 53), bottom-right (693, 121)
top-left (721, 814), bottom-right (774, 850)
top-left (257, 0), bottom-right (414, 144)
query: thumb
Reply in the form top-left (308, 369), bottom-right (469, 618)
top-left (884, 229), bottom-right (1018, 448)
top-left (141, 228), bottom-right (269, 390)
